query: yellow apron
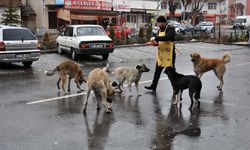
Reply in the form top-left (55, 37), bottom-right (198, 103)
top-left (157, 27), bottom-right (174, 67)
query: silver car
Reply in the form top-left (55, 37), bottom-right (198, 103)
top-left (0, 25), bottom-right (40, 67)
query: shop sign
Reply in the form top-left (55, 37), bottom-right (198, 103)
top-left (113, 0), bottom-right (130, 12)
top-left (56, 0), bottom-right (64, 5)
top-left (64, 0), bottom-right (112, 11)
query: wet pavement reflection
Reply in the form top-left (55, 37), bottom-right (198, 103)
top-left (150, 91), bottom-right (201, 150)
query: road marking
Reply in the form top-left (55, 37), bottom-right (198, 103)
top-left (26, 77), bottom-right (169, 105)
top-left (26, 62), bottom-right (250, 105)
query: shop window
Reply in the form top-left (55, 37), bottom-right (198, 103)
top-left (174, 2), bottom-right (181, 9)
top-left (161, 1), bottom-right (167, 9)
top-left (127, 14), bottom-right (131, 23)
top-left (208, 3), bottom-right (216, 10)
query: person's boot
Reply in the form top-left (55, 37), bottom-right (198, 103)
top-left (144, 84), bottom-right (156, 91)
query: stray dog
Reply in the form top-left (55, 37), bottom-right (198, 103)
top-left (112, 63), bottom-right (150, 96)
top-left (190, 52), bottom-right (231, 90)
top-left (165, 67), bottom-right (202, 110)
top-left (83, 68), bottom-right (117, 113)
top-left (45, 60), bottom-right (86, 95)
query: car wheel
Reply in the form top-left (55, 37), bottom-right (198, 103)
top-left (102, 54), bottom-right (109, 60)
top-left (71, 49), bottom-right (77, 60)
top-left (22, 61), bottom-right (33, 67)
top-left (57, 44), bottom-right (63, 54)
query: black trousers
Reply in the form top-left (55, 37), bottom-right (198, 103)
top-left (151, 49), bottom-right (176, 88)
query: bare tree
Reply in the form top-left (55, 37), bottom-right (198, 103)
top-left (168, 0), bottom-right (178, 20)
top-left (191, 0), bottom-right (204, 26)
top-left (181, 0), bottom-right (192, 20)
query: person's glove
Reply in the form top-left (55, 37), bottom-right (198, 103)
top-left (150, 37), bottom-right (155, 41)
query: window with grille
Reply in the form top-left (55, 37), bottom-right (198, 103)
top-left (208, 3), bottom-right (217, 10)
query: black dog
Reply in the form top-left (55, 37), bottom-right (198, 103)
top-left (165, 67), bottom-right (202, 110)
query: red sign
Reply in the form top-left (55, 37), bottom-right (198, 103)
top-left (64, 0), bottom-right (111, 11)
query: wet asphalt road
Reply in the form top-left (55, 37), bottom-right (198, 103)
top-left (0, 43), bottom-right (250, 150)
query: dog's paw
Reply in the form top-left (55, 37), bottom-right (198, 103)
top-left (137, 93), bottom-right (142, 96)
top-left (77, 90), bottom-right (83, 93)
top-left (106, 107), bottom-right (112, 113)
top-left (217, 86), bottom-right (222, 90)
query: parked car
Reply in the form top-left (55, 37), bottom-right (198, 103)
top-left (194, 22), bottom-right (215, 33)
top-left (167, 20), bottom-right (180, 27)
top-left (178, 23), bottom-right (194, 34)
top-left (106, 26), bottom-right (132, 39)
top-left (233, 15), bottom-right (250, 29)
top-left (151, 25), bottom-right (180, 37)
top-left (0, 25), bottom-right (41, 67)
top-left (152, 26), bottom-right (159, 36)
top-left (167, 20), bottom-right (181, 34)
top-left (56, 25), bottom-right (114, 60)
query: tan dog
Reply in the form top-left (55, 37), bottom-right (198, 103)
top-left (112, 63), bottom-right (150, 96)
top-left (83, 68), bottom-right (117, 113)
top-left (45, 60), bottom-right (86, 94)
top-left (190, 52), bottom-right (231, 90)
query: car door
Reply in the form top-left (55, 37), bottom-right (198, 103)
top-left (65, 27), bottom-right (75, 50)
top-left (62, 27), bottom-right (71, 52)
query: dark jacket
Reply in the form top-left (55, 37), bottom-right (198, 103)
top-left (155, 25), bottom-right (175, 42)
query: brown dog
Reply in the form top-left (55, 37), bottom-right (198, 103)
top-left (83, 68), bottom-right (117, 113)
top-left (45, 60), bottom-right (86, 94)
top-left (190, 52), bottom-right (231, 90)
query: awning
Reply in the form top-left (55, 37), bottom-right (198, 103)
top-left (204, 14), bottom-right (227, 18)
top-left (166, 13), bottom-right (181, 17)
top-left (21, 5), bottom-right (36, 16)
top-left (57, 9), bottom-right (71, 21)
top-left (70, 14), bottom-right (98, 21)
top-left (70, 9), bottom-right (120, 16)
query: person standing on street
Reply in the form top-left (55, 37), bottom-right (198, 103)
top-left (145, 16), bottom-right (176, 91)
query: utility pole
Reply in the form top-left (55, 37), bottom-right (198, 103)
top-left (156, 0), bottom-right (163, 17)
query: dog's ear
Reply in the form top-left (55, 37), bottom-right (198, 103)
top-left (136, 65), bottom-right (141, 70)
top-left (111, 81), bottom-right (118, 87)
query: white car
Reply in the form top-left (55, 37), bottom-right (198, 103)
top-left (194, 22), bottom-right (215, 33)
top-left (152, 26), bottom-right (180, 36)
top-left (56, 25), bottom-right (114, 60)
top-left (0, 25), bottom-right (40, 67)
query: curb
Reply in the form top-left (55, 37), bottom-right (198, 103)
top-left (40, 41), bottom-right (250, 54)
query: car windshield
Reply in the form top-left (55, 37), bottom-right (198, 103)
top-left (235, 19), bottom-right (246, 23)
top-left (3, 29), bottom-right (36, 41)
top-left (77, 27), bottom-right (106, 36)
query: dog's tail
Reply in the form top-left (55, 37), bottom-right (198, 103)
top-left (222, 53), bottom-right (231, 64)
top-left (45, 67), bottom-right (57, 76)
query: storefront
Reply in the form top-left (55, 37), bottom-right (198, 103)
top-left (204, 14), bottom-right (227, 25)
top-left (57, 0), bottom-right (120, 30)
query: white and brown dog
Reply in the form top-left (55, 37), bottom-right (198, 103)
top-left (83, 68), bottom-right (117, 113)
top-left (112, 63), bottom-right (150, 96)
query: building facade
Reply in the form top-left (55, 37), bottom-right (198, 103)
top-left (1, 0), bottom-right (250, 31)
